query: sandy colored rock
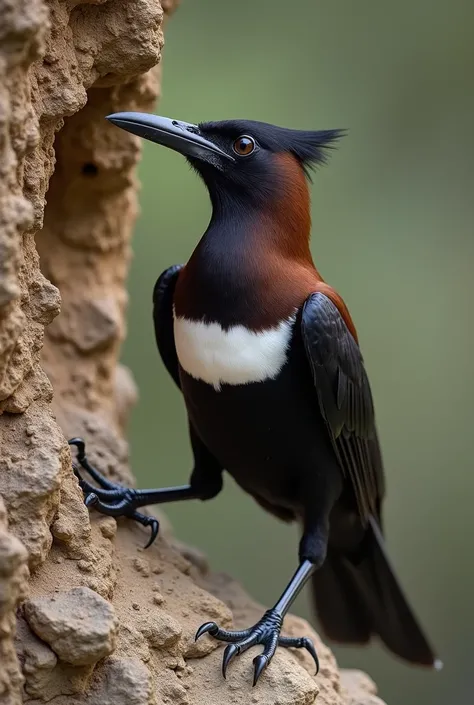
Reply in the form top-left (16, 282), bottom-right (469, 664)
top-left (15, 617), bottom-right (58, 699)
top-left (0, 498), bottom-right (29, 705)
top-left (99, 517), bottom-right (118, 541)
top-left (23, 504), bottom-right (385, 703)
top-left (86, 658), bottom-right (154, 705)
top-left (133, 557), bottom-right (152, 577)
top-left (18, 497), bottom-right (387, 705)
top-left (0, 0), bottom-right (387, 703)
top-left (0, 0), bottom-right (165, 571)
top-left (15, 616), bottom-right (94, 700)
top-left (0, 408), bottom-right (72, 569)
top-left (185, 650), bottom-right (318, 705)
top-left (25, 586), bottom-right (118, 666)
top-left (139, 609), bottom-right (183, 650)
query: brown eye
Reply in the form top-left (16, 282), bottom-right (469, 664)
top-left (232, 135), bottom-right (255, 156)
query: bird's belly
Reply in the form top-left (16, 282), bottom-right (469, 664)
top-left (179, 353), bottom-right (332, 508)
top-left (173, 313), bottom-right (296, 390)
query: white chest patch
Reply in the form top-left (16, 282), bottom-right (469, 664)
top-left (173, 312), bottom-right (296, 391)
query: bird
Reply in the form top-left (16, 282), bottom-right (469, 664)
top-left (69, 111), bottom-right (441, 686)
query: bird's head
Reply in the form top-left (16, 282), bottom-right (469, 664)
top-left (106, 112), bottom-right (344, 214)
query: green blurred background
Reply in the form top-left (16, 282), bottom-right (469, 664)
top-left (121, 2), bottom-right (474, 703)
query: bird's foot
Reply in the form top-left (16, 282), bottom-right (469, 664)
top-left (195, 608), bottom-right (319, 686)
top-left (68, 437), bottom-right (159, 548)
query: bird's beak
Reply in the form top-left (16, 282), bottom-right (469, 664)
top-left (106, 112), bottom-right (234, 162)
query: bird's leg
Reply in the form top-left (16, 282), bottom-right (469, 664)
top-left (195, 480), bottom-right (337, 687)
top-left (68, 437), bottom-right (222, 548)
top-left (195, 510), bottom-right (331, 686)
top-left (196, 559), bottom-right (319, 686)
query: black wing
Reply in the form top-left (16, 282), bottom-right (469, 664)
top-left (152, 264), bottom-right (184, 389)
top-left (301, 292), bottom-right (385, 523)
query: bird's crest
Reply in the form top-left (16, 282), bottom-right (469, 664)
top-left (199, 119), bottom-right (346, 178)
top-left (281, 128), bottom-right (346, 177)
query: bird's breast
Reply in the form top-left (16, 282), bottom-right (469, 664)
top-left (173, 313), bottom-right (297, 391)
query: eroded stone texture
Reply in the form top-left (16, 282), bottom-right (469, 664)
top-left (0, 0), bottom-right (166, 701)
top-left (25, 587), bottom-right (118, 665)
top-left (0, 0), bottom-right (164, 570)
top-left (0, 0), bottom-right (388, 703)
top-left (0, 498), bottom-right (29, 705)
top-left (86, 658), bottom-right (155, 705)
top-left (15, 616), bottom-right (94, 701)
top-left (19, 517), bottom-right (388, 705)
top-left (37, 73), bottom-right (160, 490)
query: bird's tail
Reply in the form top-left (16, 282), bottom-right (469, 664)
top-left (311, 517), bottom-right (440, 667)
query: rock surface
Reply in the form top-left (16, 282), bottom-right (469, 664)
top-left (0, 1), bottom-right (388, 704)
top-left (25, 587), bottom-right (118, 666)
top-left (0, 498), bottom-right (30, 703)
top-left (20, 515), bottom-right (387, 705)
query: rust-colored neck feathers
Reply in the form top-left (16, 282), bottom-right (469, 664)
top-left (258, 153), bottom-right (312, 263)
top-left (249, 153), bottom-right (359, 340)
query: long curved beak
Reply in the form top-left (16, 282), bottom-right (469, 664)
top-left (106, 112), bottom-right (234, 162)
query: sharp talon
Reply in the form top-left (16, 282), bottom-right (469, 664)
top-left (68, 437), bottom-right (85, 460)
top-left (195, 622), bottom-right (218, 641)
top-left (144, 519), bottom-right (159, 549)
top-left (278, 634), bottom-right (319, 675)
top-left (252, 654), bottom-right (268, 687)
top-left (68, 437), bottom-right (84, 447)
top-left (85, 493), bottom-right (98, 507)
top-left (303, 638), bottom-right (319, 675)
top-left (222, 643), bottom-right (239, 678)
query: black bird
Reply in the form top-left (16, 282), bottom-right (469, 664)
top-left (70, 112), bottom-right (440, 686)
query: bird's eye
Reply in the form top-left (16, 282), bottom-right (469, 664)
top-left (232, 135), bottom-right (255, 156)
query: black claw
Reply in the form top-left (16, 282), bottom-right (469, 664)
top-left (302, 637), bottom-right (319, 675)
top-left (84, 493), bottom-right (98, 507)
top-left (222, 643), bottom-right (239, 678)
top-left (278, 635), bottom-right (320, 675)
top-left (252, 654), bottom-right (268, 687)
top-left (143, 519), bottom-right (160, 549)
top-left (68, 437), bottom-right (85, 460)
top-left (195, 622), bottom-right (218, 641)
top-left (129, 511), bottom-right (160, 548)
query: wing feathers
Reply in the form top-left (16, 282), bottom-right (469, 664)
top-left (152, 264), bottom-right (184, 389)
top-left (301, 292), bottom-right (384, 521)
